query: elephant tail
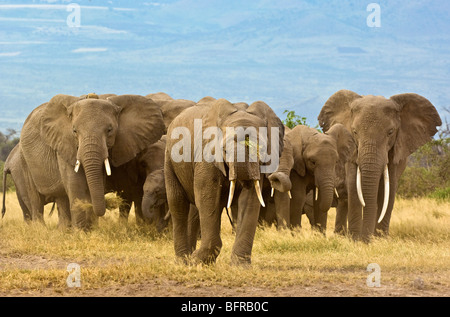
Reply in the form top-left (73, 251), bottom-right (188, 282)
top-left (2, 165), bottom-right (10, 218)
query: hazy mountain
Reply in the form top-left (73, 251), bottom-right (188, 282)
top-left (0, 0), bottom-right (449, 133)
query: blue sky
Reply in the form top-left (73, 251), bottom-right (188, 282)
top-left (0, 0), bottom-right (449, 133)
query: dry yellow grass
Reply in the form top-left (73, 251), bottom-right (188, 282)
top-left (0, 191), bottom-right (449, 295)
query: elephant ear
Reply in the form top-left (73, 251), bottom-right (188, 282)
top-left (318, 89), bottom-right (362, 132)
top-left (107, 95), bottom-right (165, 167)
top-left (390, 93), bottom-right (442, 164)
top-left (41, 94), bottom-right (81, 164)
top-left (160, 100), bottom-right (195, 132)
top-left (325, 123), bottom-right (355, 163)
top-left (247, 101), bottom-right (285, 159)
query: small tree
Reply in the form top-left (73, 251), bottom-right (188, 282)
top-left (282, 110), bottom-right (322, 132)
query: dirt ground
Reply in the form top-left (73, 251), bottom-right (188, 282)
top-left (0, 253), bottom-right (447, 297)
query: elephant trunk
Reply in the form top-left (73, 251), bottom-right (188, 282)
top-left (312, 170), bottom-right (335, 232)
top-left (79, 138), bottom-right (107, 217)
top-left (142, 192), bottom-right (158, 222)
top-left (359, 161), bottom-right (384, 242)
top-left (268, 171), bottom-right (291, 193)
top-left (315, 175), bottom-right (335, 214)
top-left (268, 139), bottom-right (293, 193)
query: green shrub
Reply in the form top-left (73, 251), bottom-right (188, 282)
top-left (397, 136), bottom-right (450, 200)
top-left (429, 187), bottom-right (450, 200)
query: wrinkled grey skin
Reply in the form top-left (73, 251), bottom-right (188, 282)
top-left (106, 136), bottom-right (169, 230)
top-left (165, 98), bottom-right (284, 265)
top-left (318, 90), bottom-right (442, 242)
top-left (267, 124), bottom-right (353, 232)
top-left (2, 144), bottom-right (56, 223)
top-left (106, 92), bottom-right (196, 229)
top-left (19, 93), bottom-right (165, 230)
top-left (146, 92), bottom-right (196, 132)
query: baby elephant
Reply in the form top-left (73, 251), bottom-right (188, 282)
top-left (268, 124), bottom-right (353, 232)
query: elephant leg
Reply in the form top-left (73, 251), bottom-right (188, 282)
top-left (346, 163), bottom-right (363, 240)
top-left (56, 196), bottom-right (71, 229)
top-left (313, 193), bottom-right (328, 234)
top-left (273, 191), bottom-right (290, 229)
top-left (15, 189), bottom-right (32, 222)
top-left (375, 159), bottom-right (405, 236)
top-left (187, 205), bottom-right (200, 253)
top-left (334, 198), bottom-right (348, 235)
top-left (30, 193), bottom-right (45, 224)
top-left (289, 172), bottom-right (306, 228)
top-left (64, 167), bottom-right (94, 230)
top-left (165, 165), bottom-right (191, 262)
top-left (23, 172), bottom-right (45, 224)
top-left (231, 178), bottom-right (263, 265)
top-left (193, 176), bottom-right (224, 264)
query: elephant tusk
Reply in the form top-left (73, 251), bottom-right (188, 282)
top-left (356, 166), bottom-right (366, 207)
top-left (254, 180), bottom-right (265, 207)
top-left (288, 191), bottom-right (292, 199)
top-left (74, 160), bottom-right (80, 173)
top-left (227, 180), bottom-right (236, 209)
top-left (104, 158), bottom-right (111, 176)
top-left (315, 186), bottom-right (319, 201)
top-left (378, 165), bottom-right (390, 224)
top-left (271, 187), bottom-right (274, 197)
top-left (334, 188), bottom-right (340, 199)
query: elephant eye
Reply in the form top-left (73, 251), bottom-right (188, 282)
top-left (72, 127), bottom-right (77, 135)
top-left (388, 128), bottom-right (394, 136)
top-left (352, 129), bottom-right (357, 136)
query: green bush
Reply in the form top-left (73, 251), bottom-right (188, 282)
top-left (429, 187), bottom-right (450, 200)
top-left (282, 110), bottom-right (322, 131)
top-left (397, 137), bottom-right (450, 200)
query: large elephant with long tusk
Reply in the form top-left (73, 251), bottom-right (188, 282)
top-left (19, 93), bottom-right (165, 229)
top-left (165, 98), bottom-right (284, 265)
top-left (318, 90), bottom-right (442, 242)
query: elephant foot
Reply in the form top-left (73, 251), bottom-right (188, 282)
top-left (374, 227), bottom-right (389, 238)
top-left (231, 253), bottom-right (251, 267)
top-left (192, 246), bottom-right (221, 265)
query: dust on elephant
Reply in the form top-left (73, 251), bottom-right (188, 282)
top-left (267, 124), bottom-right (353, 231)
top-left (318, 90), bottom-right (442, 242)
top-left (19, 93), bottom-right (165, 229)
top-left (165, 98), bottom-right (284, 265)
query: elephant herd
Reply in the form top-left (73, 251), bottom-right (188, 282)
top-left (2, 90), bottom-right (442, 265)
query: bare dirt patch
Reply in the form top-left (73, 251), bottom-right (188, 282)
top-left (0, 253), bottom-right (447, 297)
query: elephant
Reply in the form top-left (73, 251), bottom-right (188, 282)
top-left (19, 93), bottom-right (165, 229)
top-left (106, 135), bottom-right (169, 229)
top-left (146, 92), bottom-right (196, 132)
top-left (318, 90), bottom-right (442, 242)
top-left (2, 144), bottom-right (45, 222)
top-left (267, 123), bottom-right (353, 232)
top-left (106, 93), bottom-right (196, 227)
top-left (165, 98), bottom-right (284, 265)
